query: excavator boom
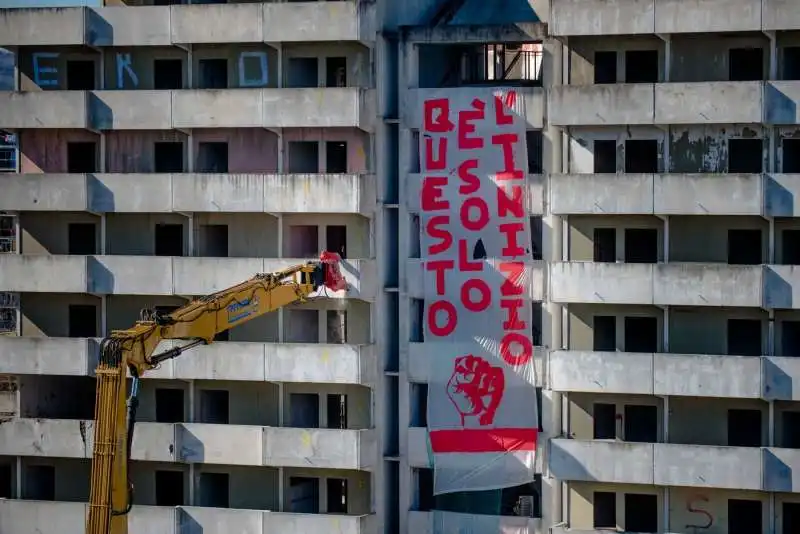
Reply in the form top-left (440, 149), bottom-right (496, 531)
top-left (86, 253), bottom-right (346, 534)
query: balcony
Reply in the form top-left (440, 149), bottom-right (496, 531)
top-left (548, 82), bottom-right (769, 126)
top-left (405, 87), bottom-right (545, 129)
top-left (549, 262), bottom-right (767, 308)
top-left (0, 173), bottom-right (377, 215)
top-left (0, 88), bottom-right (377, 131)
top-left (0, 500), bottom-right (375, 534)
top-left (0, 2), bottom-right (373, 47)
top-left (405, 259), bottom-right (545, 301)
top-left (408, 342), bottom-right (545, 387)
top-left (0, 418), bottom-right (376, 470)
top-left (408, 511), bottom-right (541, 534)
top-left (550, 438), bottom-right (800, 492)
top-left (408, 427), bottom-right (431, 468)
top-left (550, 0), bottom-right (769, 36)
top-left (405, 173), bottom-right (544, 216)
top-left (0, 336), bottom-right (377, 386)
top-left (0, 255), bottom-right (377, 301)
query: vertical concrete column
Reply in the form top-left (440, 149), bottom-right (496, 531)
top-left (100, 214), bottom-right (107, 255)
top-left (768, 31), bottom-right (777, 80)
top-left (276, 44), bottom-right (283, 89)
top-left (662, 35), bottom-right (671, 82)
top-left (277, 129), bottom-right (284, 172)
top-left (99, 49), bottom-right (106, 90)
top-left (769, 217), bottom-right (775, 263)
top-left (663, 215), bottom-right (670, 262)
top-left (14, 456), bottom-right (21, 498)
top-left (100, 296), bottom-right (107, 337)
top-left (768, 310), bottom-right (775, 356)
top-left (99, 133), bottom-right (107, 173)
top-left (277, 215), bottom-right (284, 341)
top-left (188, 379), bottom-right (196, 504)
top-left (186, 46), bottom-right (193, 89)
top-left (186, 214), bottom-right (194, 256)
top-left (9, 46), bottom-right (20, 91)
top-left (662, 305), bottom-right (669, 352)
top-left (186, 131), bottom-right (195, 173)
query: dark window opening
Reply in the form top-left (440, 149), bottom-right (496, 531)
top-left (285, 309), bottom-right (319, 343)
top-left (625, 316), bottom-right (658, 353)
top-left (593, 491), bottom-right (616, 529)
top-left (727, 318), bottom-right (762, 356)
top-left (728, 409), bottom-right (762, 447)
top-left (154, 223), bottom-right (183, 256)
top-left (198, 224), bottom-right (228, 258)
top-left (199, 472), bottom-right (229, 508)
top-left (288, 225), bottom-right (319, 257)
top-left (417, 469), bottom-right (434, 511)
top-left (624, 50), bottom-right (658, 83)
top-left (325, 57), bottom-right (347, 87)
top-left (624, 228), bottom-right (658, 263)
top-left (530, 217), bottom-right (543, 260)
top-left (526, 131), bottom-right (543, 173)
top-left (412, 383), bottom-right (428, 427)
top-left (625, 493), bottom-right (658, 533)
top-left (594, 51), bottom-right (617, 84)
top-left (68, 223), bottom-right (97, 255)
top-left (67, 142), bottom-right (97, 173)
top-left (154, 142), bottom-right (183, 173)
top-left (69, 304), bottom-right (97, 338)
top-left (289, 477), bottom-right (320, 513)
top-left (327, 478), bottom-right (348, 513)
top-left (326, 393), bottom-right (347, 429)
top-left (625, 139), bottom-right (658, 173)
top-left (155, 470), bottom-right (183, 506)
top-left (783, 138), bottom-right (800, 173)
top-left (728, 138), bottom-right (763, 173)
top-left (782, 320), bottom-right (800, 357)
top-left (0, 463), bottom-right (11, 498)
top-left (24, 465), bottom-right (55, 501)
top-left (197, 142), bottom-right (228, 173)
top-left (500, 478), bottom-right (541, 518)
top-left (593, 228), bottom-right (616, 263)
top-left (326, 142), bottom-right (348, 173)
top-left (784, 47), bottom-right (800, 81)
top-left (593, 403), bottom-right (616, 439)
top-left (782, 230), bottom-right (800, 265)
top-left (326, 225), bottom-right (347, 259)
top-left (154, 59), bottom-right (182, 89)
top-left (214, 330), bottom-right (229, 342)
top-left (66, 60), bottom-right (95, 90)
top-left (784, 502), bottom-right (800, 534)
top-left (729, 48), bottom-right (764, 81)
top-left (728, 229), bottom-right (762, 265)
top-left (781, 411), bottom-right (800, 448)
top-left (593, 315), bottom-right (616, 351)
top-left (199, 389), bottom-right (229, 424)
top-left (289, 392), bottom-right (320, 428)
top-left (155, 388), bottom-right (184, 423)
top-left (411, 298), bottom-right (424, 342)
top-left (199, 58), bottom-right (228, 89)
top-left (594, 139), bottom-right (617, 173)
top-left (624, 404), bottom-right (657, 443)
top-left (326, 310), bottom-right (347, 344)
top-left (287, 57), bottom-right (319, 88)
top-left (288, 141), bottom-right (320, 173)
top-left (728, 499), bottom-right (762, 534)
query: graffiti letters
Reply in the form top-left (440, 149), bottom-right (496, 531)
top-left (685, 494), bottom-right (713, 531)
top-left (116, 53), bottom-right (139, 89)
top-left (238, 51), bottom-right (268, 87)
top-left (32, 52), bottom-right (59, 87)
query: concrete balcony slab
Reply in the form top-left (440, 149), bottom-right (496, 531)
top-left (0, 336), bottom-right (95, 376)
top-left (550, 0), bottom-right (655, 36)
top-left (549, 173), bottom-right (655, 215)
top-left (654, 0), bottom-right (762, 33)
top-left (408, 426), bottom-right (430, 468)
top-left (170, 3), bottom-right (263, 44)
top-left (762, 0), bottom-right (800, 30)
top-left (0, 91), bottom-right (88, 129)
top-left (89, 6), bottom-right (171, 47)
top-left (405, 259), bottom-right (545, 301)
top-left (0, 500), bottom-right (374, 534)
top-left (548, 84), bottom-right (655, 126)
top-left (0, 418), bottom-right (373, 469)
top-left (263, 1), bottom-right (371, 42)
top-left (408, 511), bottom-right (542, 534)
top-left (0, 254), bottom-right (88, 293)
top-left (654, 173), bottom-right (763, 215)
top-left (0, 7), bottom-right (87, 46)
top-left (654, 82), bottom-right (763, 124)
top-left (90, 91), bottom-right (173, 130)
top-left (405, 173), bottom-right (544, 215)
top-left (263, 88), bottom-right (376, 130)
top-left (0, 173), bottom-right (89, 212)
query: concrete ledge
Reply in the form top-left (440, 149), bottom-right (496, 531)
top-left (408, 511), bottom-right (542, 534)
top-left (0, 418), bottom-right (374, 469)
top-left (0, 91), bottom-right (88, 129)
top-left (0, 500), bottom-right (374, 534)
top-left (405, 173), bottom-right (544, 215)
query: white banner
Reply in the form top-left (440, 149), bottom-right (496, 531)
top-left (419, 88), bottom-right (539, 495)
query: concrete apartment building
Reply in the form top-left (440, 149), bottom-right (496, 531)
top-left (5, 0), bottom-right (800, 534)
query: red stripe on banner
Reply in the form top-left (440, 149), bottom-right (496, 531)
top-left (429, 428), bottom-right (538, 453)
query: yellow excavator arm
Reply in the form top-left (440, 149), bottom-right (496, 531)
top-left (86, 253), bottom-right (346, 534)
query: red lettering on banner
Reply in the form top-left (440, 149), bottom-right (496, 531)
top-left (425, 137), bottom-right (448, 170)
top-left (428, 300), bottom-right (457, 336)
top-left (499, 222), bottom-right (526, 257)
top-left (421, 176), bottom-right (449, 212)
top-left (458, 159), bottom-right (480, 195)
top-left (499, 262), bottom-right (525, 296)
top-left (458, 240), bottom-right (482, 272)
top-left (458, 98), bottom-right (486, 150)
top-left (494, 95), bottom-right (514, 126)
top-left (497, 184), bottom-right (525, 218)
top-left (426, 215), bottom-right (452, 255)
top-left (501, 299), bottom-right (527, 330)
top-left (492, 133), bottom-right (524, 181)
top-left (461, 197), bottom-right (490, 231)
top-left (426, 260), bottom-right (454, 295)
top-left (424, 98), bottom-right (455, 133)
top-left (461, 278), bottom-right (492, 312)
top-left (500, 331), bottom-right (533, 366)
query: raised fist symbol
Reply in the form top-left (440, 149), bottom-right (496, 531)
top-left (446, 355), bottom-right (505, 426)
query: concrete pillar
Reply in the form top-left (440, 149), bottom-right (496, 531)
top-left (769, 310), bottom-right (775, 356)
top-left (663, 215), bottom-right (670, 262)
top-left (186, 131), bottom-right (194, 173)
top-left (100, 214), bottom-right (107, 255)
top-left (99, 49), bottom-right (105, 90)
top-left (186, 46), bottom-right (193, 89)
top-left (278, 467), bottom-right (285, 512)
top-left (186, 214), bottom-right (194, 256)
top-left (663, 305), bottom-right (669, 352)
top-left (100, 295), bottom-right (107, 337)
top-left (663, 36), bottom-right (671, 82)
top-left (99, 133), bottom-right (107, 173)
top-left (276, 43), bottom-right (283, 89)
top-left (768, 31), bottom-right (777, 80)
top-left (14, 456), bottom-right (21, 499)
